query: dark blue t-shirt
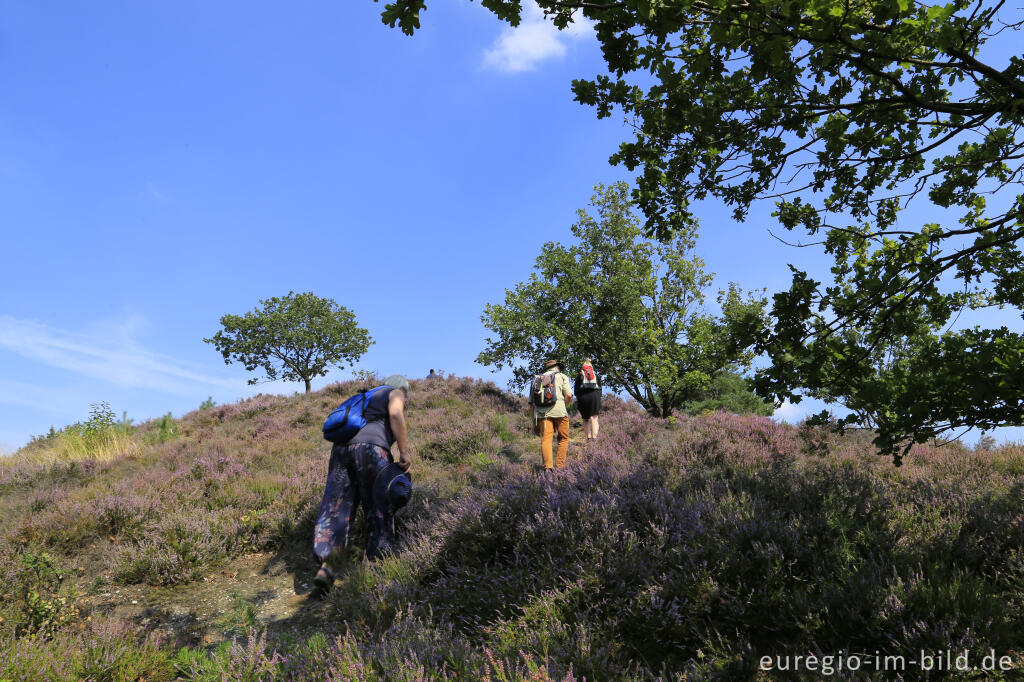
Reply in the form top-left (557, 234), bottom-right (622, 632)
top-left (348, 386), bottom-right (394, 451)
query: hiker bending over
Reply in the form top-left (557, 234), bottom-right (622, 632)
top-left (530, 359), bottom-right (574, 471)
top-left (312, 374), bottom-right (412, 593)
top-left (574, 359), bottom-right (602, 441)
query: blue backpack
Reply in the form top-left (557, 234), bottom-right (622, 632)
top-left (322, 386), bottom-right (389, 443)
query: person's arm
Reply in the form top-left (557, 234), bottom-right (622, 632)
top-left (389, 390), bottom-right (412, 472)
top-left (563, 374), bottom-right (574, 403)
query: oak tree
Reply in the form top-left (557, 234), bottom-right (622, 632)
top-left (205, 292), bottom-right (373, 393)
top-left (477, 182), bottom-right (767, 417)
top-left (378, 0), bottom-right (1024, 458)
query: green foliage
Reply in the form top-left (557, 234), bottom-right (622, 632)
top-left (199, 396), bottom-right (216, 411)
top-left (8, 551), bottom-right (77, 637)
top-left (18, 402), bottom-right (139, 463)
top-left (83, 401), bottom-right (116, 436)
top-left (423, 427), bottom-right (494, 465)
top-left (490, 414), bottom-right (515, 443)
top-left (377, 0), bottom-right (1024, 457)
top-left (205, 291), bottom-right (373, 393)
top-left (682, 371), bottom-right (775, 416)
top-left (351, 368), bottom-right (380, 383)
top-left (478, 182), bottom-right (767, 417)
top-left (219, 591), bottom-right (261, 638)
top-left (146, 412), bottom-right (179, 444)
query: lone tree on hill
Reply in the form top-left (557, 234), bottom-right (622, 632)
top-left (477, 182), bottom-right (768, 418)
top-left (378, 0), bottom-right (1024, 459)
top-left (205, 291), bottom-right (373, 393)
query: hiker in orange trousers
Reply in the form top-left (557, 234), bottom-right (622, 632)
top-left (530, 359), bottom-right (574, 470)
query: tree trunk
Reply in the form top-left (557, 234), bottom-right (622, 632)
top-left (304, 378), bottom-right (311, 393)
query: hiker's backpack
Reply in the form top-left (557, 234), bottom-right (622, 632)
top-left (322, 386), bottom-right (389, 443)
top-left (580, 365), bottom-right (599, 390)
top-left (530, 374), bottom-right (559, 407)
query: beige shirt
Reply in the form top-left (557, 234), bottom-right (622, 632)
top-left (533, 370), bottom-right (573, 419)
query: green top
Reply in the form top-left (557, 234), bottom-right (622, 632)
top-left (533, 370), bottom-right (573, 420)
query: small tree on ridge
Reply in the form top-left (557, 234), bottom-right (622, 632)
top-left (205, 291), bottom-right (373, 393)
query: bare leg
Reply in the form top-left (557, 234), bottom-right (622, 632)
top-left (592, 415), bottom-right (599, 439)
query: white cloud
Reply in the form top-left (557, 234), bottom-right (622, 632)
top-left (482, 2), bottom-right (593, 73)
top-left (773, 399), bottom-right (806, 424)
top-left (0, 314), bottom-right (237, 397)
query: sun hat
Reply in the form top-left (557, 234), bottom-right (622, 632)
top-left (383, 374), bottom-right (410, 392)
top-left (542, 359), bottom-right (564, 371)
top-left (373, 462), bottom-right (412, 508)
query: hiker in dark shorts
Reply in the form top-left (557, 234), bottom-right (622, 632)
top-left (312, 374), bottom-right (412, 593)
top-left (574, 359), bottom-right (602, 441)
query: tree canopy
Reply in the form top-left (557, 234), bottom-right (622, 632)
top-left (378, 0), bottom-right (1024, 459)
top-left (477, 182), bottom-right (767, 417)
top-left (205, 291), bottom-right (373, 393)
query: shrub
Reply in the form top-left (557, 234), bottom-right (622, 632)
top-left (4, 377), bottom-right (1024, 679)
top-left (145, 412), bottom-right (180, 444)
top-left (5, 550), bottom-right (78, 638)
top-left (10, 402), bottom-right (140, 466)
top-left (0, 617), bottom-right (174, 681)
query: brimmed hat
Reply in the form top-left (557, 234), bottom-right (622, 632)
top-left (383, 374), bottom-right (410, 392)
top-left (542, 359), bottom-right (564, 371)
top-left (373, 463), bottom-right (412, 509)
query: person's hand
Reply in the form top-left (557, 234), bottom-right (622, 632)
top-left (397, 454), bottom-right (412, 472)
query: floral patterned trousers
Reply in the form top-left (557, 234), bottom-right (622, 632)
top-left (313, 442), bottom-right (395, 562)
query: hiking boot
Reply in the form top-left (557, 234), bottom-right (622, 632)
top-left (312, 564), bottom-right (334, 596)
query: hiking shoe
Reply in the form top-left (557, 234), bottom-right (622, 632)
top-left (312, 564), bottom-right (334, 596)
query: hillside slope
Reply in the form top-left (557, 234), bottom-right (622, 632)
top-left (1, 377), bottom-right (1023, 680)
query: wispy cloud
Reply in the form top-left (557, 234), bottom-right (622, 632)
top-left (145, 181), bottom-right (169, 204)
top-left (0, 378), bottom-right (79, 415)
top-left (0, 315), bottom-right (237, 397)
top-left (482, 2), bottom-right (593, 73)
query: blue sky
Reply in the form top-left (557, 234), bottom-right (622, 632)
top-left (0, 1), bottom-right (1019, 451)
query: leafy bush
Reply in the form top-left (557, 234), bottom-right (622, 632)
top-left (10, 402), bottom-right (139, 466)
top-left (3, 551), bottom-right (78, 638)
top-left (682, 371), bottom-right (774, 416)
top-left (351, 368), bottom-right (381, 383)
top-left (145, 412), bottom-right (179, 444)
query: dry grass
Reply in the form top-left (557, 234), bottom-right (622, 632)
top-left (4, 429), bottom-right (140, 469)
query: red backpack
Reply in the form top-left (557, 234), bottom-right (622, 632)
top-left (580, 365), bottom-right (598, 390)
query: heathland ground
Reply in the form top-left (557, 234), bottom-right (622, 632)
top-left (1, 376), bottom-right (1023, 680)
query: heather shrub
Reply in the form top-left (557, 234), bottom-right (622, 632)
top-left (314, 411), bottom-right (1024, 679)
top-left (115, 509), bottom-right (227, 585)
top-left (0, 617), bottom-right (175, 681)
top-left (420, 420), bottom-right (500, 465)
top-left (5, 377), bottom-right (1024, 679)
top-left (94, 485), bottom-right (157, 538)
